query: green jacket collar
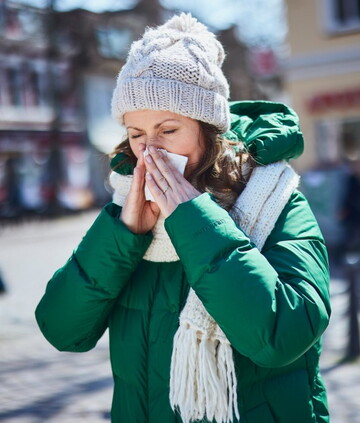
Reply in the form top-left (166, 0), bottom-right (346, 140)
top-left (226, 101), bottom-right (304, 165)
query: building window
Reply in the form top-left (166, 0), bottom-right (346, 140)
top-left (7, 67), bottom-right (22, 106)
top-left (323, 0), bottom-right (360, 34)
top-left (22, 68), bottom-right (39, 107)
top-left (0, 67), bottom-right (6, 106)
top-left (342, 120), bottom-right (360, 161)
top-left (29, 70), bottom-right (41, 106)
top-left (2, 62), bottom-right (49, 109)
top-left (315, 118), bottom-right (360, 163)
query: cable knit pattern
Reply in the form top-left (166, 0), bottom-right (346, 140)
top-left (109, 161), bottom-right (300, 423)
top-left (233, 162), bottom-right (300, 247)
top-left (111, 13), bottom-right (230, 133)
top-left (143, 214), bottom-right (180, 262)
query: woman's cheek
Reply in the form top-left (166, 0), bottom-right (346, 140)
top-left (129, 139), bottom-right (139, 158)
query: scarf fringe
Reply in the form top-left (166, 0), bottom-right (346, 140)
top-left (170, 324), bottom-right (240, 423)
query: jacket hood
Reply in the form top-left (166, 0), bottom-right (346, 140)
top-left (225, 101), bottom-right (304, 165)
top-left (111, 100), bottom-right (304, 173)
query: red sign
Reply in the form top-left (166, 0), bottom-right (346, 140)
top-left (307, 88), bottom-right (360, 112)
top-left (249, 49), bottom-right (278, 78)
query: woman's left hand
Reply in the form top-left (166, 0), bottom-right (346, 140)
top-left (144, 146), bottom-right (201, 217)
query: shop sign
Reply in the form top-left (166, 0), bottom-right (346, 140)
top-left (307, 88), bottom-right (360, 113)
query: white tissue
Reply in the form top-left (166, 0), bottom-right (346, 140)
top-left (144, 148), bottom-right (188, 201)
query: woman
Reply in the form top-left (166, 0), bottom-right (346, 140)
top-left (36, 13), bottom-right (331, 423)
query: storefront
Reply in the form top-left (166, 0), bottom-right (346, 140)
top-left (308, 87), bottom-right (360, 164)
top-left (0, 130), bottom-right (93, 217)
top-left (291, 83), bottom-right (360, 253)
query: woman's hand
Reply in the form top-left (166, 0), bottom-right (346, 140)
top-left (144, 146), bottom-right (201, 218)
top-left (120, 144), bottom-right (160, 234)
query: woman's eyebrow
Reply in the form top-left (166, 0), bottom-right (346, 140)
top-left (126, 119), bottom-right (181, 131)
top-left (126, 126), bottom-right (142, 131)
top-left (155, 119), bottom-right (181, 128)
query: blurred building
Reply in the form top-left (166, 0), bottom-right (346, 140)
top-left (284, 0), bottom-right (360, 251)
top-left (284, 0), bottom-right (360, 170)
top-left (0, 1), bottom-right (92, 216)
top-left (215, 26), bottom-right (266, 101)
top-left (0, 2), bottom-right (50, 216)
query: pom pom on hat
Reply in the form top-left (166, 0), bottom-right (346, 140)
top-left (162, 13), bottom-right (225, 66)
top-left (164, 12), bottom-right (207, 33)
top-left (111, 13), bottom-right (230, 133)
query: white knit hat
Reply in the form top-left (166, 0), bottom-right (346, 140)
top-left (111, 13), bottom-right (231, 133)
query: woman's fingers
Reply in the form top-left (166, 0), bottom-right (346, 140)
top-left (137, 143), bottom-right (146, 166)
top-left (142, 146), bottom-right (202, 217)
top-left (120, 143), bottom-right (161, 233)
top-left (124, 144), bottom-right (146, 207)
top-left (145, 147), bottom-right (181, 189)
top-left (132, 144), bottom-right (147, 189)
top-left (146, 172), bottom-right (167, 197)
top-left (132, 167), bottom-right (144, 195)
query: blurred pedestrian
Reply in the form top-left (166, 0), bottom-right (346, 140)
top-left (2, 156), bottom-right (21, 218)
top-left (340, 159), bottom-right (360, 256)
top-left (0, 270), bottom-right (6, 295)
top-left (35, 13), bottom-right (331, 423)
top-left (339, 158), bottom-right (360, 358)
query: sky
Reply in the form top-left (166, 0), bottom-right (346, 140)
top-left (10, 0), bottom-right (288, 49)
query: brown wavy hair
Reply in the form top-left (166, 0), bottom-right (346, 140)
top-left (111, 121), bottom-right (253, 211)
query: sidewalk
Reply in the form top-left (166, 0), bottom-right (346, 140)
top-left (0, 211), bottom-right (113, 423)
top-left (320, 274), bottom-right (360, 423)
top-left (0, 211), bottom-right (359, 422)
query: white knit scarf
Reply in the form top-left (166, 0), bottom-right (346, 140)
top-left (109, 161), bottom-right (300, 423)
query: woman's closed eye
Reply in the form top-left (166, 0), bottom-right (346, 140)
top-left (129, 133), bottom-right (143, 139)
top-left (162, 129), bottom-right (177, 135)
top-left (129, 130), bottom-right (176, 139)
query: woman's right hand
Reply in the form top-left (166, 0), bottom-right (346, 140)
top-left (120, 144), bottom-right (161, 234)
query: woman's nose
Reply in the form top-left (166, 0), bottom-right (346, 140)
top-left (145, 138), bottom-right (162, 149)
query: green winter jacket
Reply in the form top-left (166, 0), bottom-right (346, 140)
top-left (36, 101), bottom-right (331, 423)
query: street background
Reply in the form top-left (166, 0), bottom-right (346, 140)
top-left (0, 210), bottom-right (360, 423)
top-left (1, 0), bottom-right (360, 422)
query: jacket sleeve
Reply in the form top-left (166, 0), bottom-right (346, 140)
top-left (35, 203), bottom-right (153, 352)
top-left (164, 192), bottom-right (331, 368)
